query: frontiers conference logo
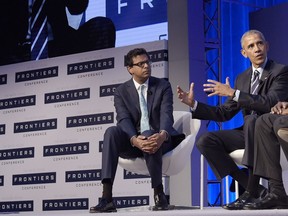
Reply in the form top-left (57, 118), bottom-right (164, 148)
top-left (106, 0), bottom-right (166, 31)
top-left (0, 95), bottom-right (36, 110)
top-left (0, 147), bottom-right (34, 160)
top-left (67, 58), bottom-right (114, 75)
top-left (99, 84), bottom-right (120, 97)
top-left (45, 88), bottom-right (90, 104)
top-left (148, 50), bottom-right (168, 63)
top-left (14, 118), bottom-right (57, 133)
top-left (66, 112), bottom-right (113, 128)
top-left (43, 198), bottom-right (88, 211)
top-left (113, 196), bottom-right (149, 208)
top-left (65, 169), bottom-right (101, 182)
top-left (13, 172), bottom-right (56, 185)
top-left (0, 201), bottom-right (33, 212)
top-left (43, 142), bottom-right (89, 157)
top-left (15, 66), bottom-right (58, 82)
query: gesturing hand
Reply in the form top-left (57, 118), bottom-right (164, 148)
top-left (203, 77), bottom-right (235, 97)
top-left (177, 82), bottom-right (195, 107)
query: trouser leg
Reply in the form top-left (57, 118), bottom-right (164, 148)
top-left (142, 130), bottom-right (174, 188)
top-left (196, 129), bottom-right (244, 180)
top-left (254, 114), bottom-right (282, 181)
top-left (242, 114), bottom-right (258, 167)
top-left (101, 126), bottom-right (131, 183)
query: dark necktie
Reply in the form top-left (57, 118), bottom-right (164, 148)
top-left (139, 85), bottom-right (149, 133)
top-left (250, 70), bottom-right (260, 95)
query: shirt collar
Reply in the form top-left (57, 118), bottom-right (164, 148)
top-left (252, 57), bottom-right (268, 78)
top-left (133, 78), bottom-right (149, 90)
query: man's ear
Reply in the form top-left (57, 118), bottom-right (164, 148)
top-left (241, 49), bottom-right (247, 58)
top-left (127, 66), bottom-right (133, 75)
top-left (266, 41), bottom-right (270, 52)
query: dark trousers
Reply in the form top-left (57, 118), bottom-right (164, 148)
top-left (196, 114), bottom-right (257, 179)
top-left (101, 126), bottom-right (175, 188)
top-left (254, 113), bottom-right (288, 181)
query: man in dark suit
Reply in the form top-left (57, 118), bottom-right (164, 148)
top-left (89, 48), bottom-right (182, 213)
top-left (177, 30), bottom-right (288, 210)
top-left (244, 102), bottom-right (288, 209)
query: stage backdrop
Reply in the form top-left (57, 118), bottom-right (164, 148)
top-left (0, 40), bottom-right (169, 213)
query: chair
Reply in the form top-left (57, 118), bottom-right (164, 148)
top-left (229, 148), bottom-right (288, 173)
top-left (118, 111), bottom-right (200, 176)
top-left (278, 128), bottom-right (288, 143)
top-left (118, 111), bottom-right (201, 203)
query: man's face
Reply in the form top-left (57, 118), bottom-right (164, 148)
top-left (241, 33), bottom-right (269, 68)
top-left (127, 54), bottom-right (151, 84)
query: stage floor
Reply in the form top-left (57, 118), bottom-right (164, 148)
top-left (1, 206), bottom-right (288, 216)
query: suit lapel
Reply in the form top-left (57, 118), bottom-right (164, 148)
top-left (126, 79), bottom-right (140, 113)
top-left (244, 68), bottom-right (252, 93)
top-left (147, 77), bottom-right (157, 115)
top-left (258, 60), bottom-right (272, 93)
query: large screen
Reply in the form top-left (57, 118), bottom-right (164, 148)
top-left (73, 0), bottom-right (168, 47)
top-left (0, 0), bottom-right (168, 66)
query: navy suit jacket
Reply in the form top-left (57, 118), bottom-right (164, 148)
top-left (114, 76), bottom-right (179, 140)
top-left (193, 59), bottom-right (288, 122)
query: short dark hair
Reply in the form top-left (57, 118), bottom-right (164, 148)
top-left (124, 48), bottom-right (150, 67)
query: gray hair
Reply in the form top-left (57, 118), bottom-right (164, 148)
top-left (240, 30), bottom-right (266, 48)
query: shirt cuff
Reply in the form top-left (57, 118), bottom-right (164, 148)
top-left (130, 135), bottom-right (137, 147)
top-left (190, 100), bottom-right (198, 112)
top-left (159, 130), bottom-right (169, 141)
top-left (233, 89), bottom-right (240, 102)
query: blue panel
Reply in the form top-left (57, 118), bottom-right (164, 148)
top-left (106, 0), bottom-right (167, 30)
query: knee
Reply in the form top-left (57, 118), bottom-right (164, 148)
top-left (255, 113), bottom-right (274, 131)
top-left (244, 114), bottom-right (258, 125)
top-left (103, 126), bottom-right (118, 138)
top-left (196, 132), bottom-right (211, 152)
top-left (102, 126), bottom-right (123, 152)
top-left (255, 115), bottom-right (265, 129)
top-left (273, 116), bottom-right (285, 134)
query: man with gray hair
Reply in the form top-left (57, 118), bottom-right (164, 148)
top-left (177, 29), bottom-right (288, 210)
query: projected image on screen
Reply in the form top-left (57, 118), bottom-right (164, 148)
top-left (69, 0), bottom-right (168, 47)
top-left (0, 0), bottom-right (168, 66)
top-left (46, 0), bottom-right (116, 58)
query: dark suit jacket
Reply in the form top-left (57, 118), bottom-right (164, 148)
top-left (193, 60), bottom-right (288, 122)
top-left (114, 76), bottom-right (179, 140)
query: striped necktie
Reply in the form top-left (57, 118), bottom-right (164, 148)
top-left (139, 85), bottom-right (149, 133)
top-left (250, 70), bottom-right (260, 95)
top-left (30, 0), bottom-right (48, 60)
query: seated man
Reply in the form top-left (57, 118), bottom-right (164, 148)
top-left (177, 30), bottom-right (288, 210)
top-left (89, 48), bottom-right (183, 213)
top-left (244, 102), bottom-right (288, 209)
